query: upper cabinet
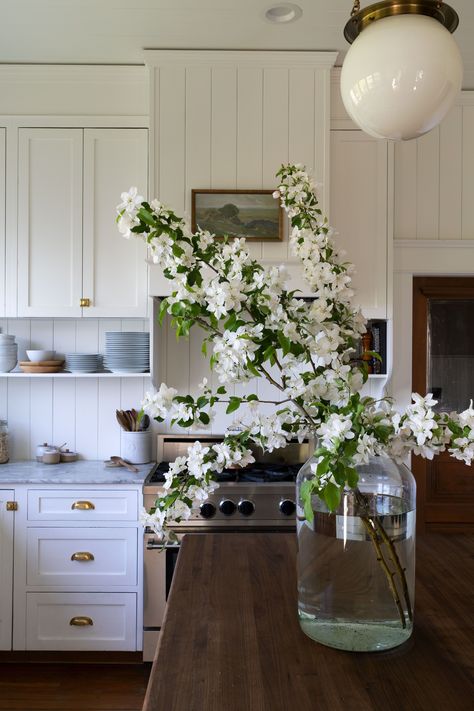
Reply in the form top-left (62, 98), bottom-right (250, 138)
top-left (330, 130), bottom-right (389, 320)
top-left (17, 127), bottom-right (148, 318)
top-left (0, 129), bottom-right (5, 318)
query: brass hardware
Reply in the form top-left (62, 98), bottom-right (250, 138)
top-left (69, 616), bottom-right (94, 627)
top-left (71, 551), bottom-right (95, 562)
top-left (80, 298), bottom-right (91, 307)
top-left (71, 500), bottom-right (95, 511)
top-left (6, 501), bottom-right (17, 511)
top-left (345, 1), bottom-right (459, 44)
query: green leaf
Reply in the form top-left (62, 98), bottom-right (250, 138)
top-left (199, 412), bottom-right (210, 425)
top-left (196, 396), bottom-right (207, 409)
top-left (246, 394), bottom-right (258, 402)
top-left (158, 298), bottom-right (169, 325)
top-left (226, 397), bottom-right (242, 414)
top-left (323, 482), bottom-right (341, 512)
top-left (346, 467), bottom-right (358, 489)
top-left (136, 207), bottom-right (156, 226)
top-left (216, 386), bottom-right (226, 395)
top-left (300, 480), bottom-right (314, 523)
top-left (201, 340), bottom-right (208, 356)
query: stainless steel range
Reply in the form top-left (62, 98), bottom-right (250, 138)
top-left (142, 433), bottom-right (310, 660)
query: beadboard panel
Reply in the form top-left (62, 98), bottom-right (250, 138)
top-left (147, 51), bottom-right (336, 297)
top-left (394, 97), bottom-right (474, 240)
top-left (0, 318), bottom-right (151, 461)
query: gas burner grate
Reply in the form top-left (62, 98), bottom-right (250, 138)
top-left (147, 461), bottom-right (302, 485)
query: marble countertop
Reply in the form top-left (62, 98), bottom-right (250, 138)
top-left (0, 460), bottom-right (156, 485)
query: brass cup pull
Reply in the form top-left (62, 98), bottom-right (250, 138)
top-left (80, 298), bottom-right (91, 307)
top-left (69, 616), bottom-right (93, 627)
top-left (71, 500), bottom-right (95, 511)
top-left (71, 551), bottom-right (95, 562)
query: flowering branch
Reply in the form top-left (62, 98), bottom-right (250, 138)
top-left (118, 166), bottom-right (474, 541)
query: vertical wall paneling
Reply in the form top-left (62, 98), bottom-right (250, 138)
top-left (210, 67), bottom-right (237, 188)
top-left (185, 66), bottom-right (211, 218)
top-left (29, 378), bottom-right (53, 459)
top-left (0, 129), bottom-right (5, 317)
top-left (52, 379), bottom-right (76, 454)
top-left (158, 66), bottom-right (186, 213)
top-left (52, 320), bottom-right (76, 359)
top-left (394, 140), bottom-right (418, 240)
top-left (97, 378), bottom-right (121, 459)
top-left (288, 69), bottom-right (315, 175)
top-left (439, 106), bottom-right (462, 240)
top-left (314, 70), bottom-right (331, 216)
top-left (416, 128), bottom-right (440, 240)
top-left (262, 67), bottom-right (289, 262)
top-left (462, 106), bottom-right (474, 240)
top-left (8, 379), bottom-right (30, 460)
top-left (75, 378), bottom-right (99, 460)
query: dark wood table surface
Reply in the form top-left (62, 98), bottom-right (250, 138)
top-left (143, 533), bottom-right (474, 711)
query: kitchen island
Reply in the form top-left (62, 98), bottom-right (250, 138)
top-left (143, 532), bottom-right (474, 711)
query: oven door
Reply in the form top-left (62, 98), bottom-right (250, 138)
top-left (143, 531), bottom-right (180, 661)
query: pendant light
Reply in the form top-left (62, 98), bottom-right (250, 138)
top-left (340, 1), bottom-right (463, 141)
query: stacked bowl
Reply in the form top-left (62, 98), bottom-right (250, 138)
top-left (104, 332), bottom-right (150, 373)
top-left (65, 353), bottom-right (101, 373)
top-left (0, 334), bottom-right (18, 373)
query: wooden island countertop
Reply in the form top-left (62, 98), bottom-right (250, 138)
top-left (143, 533), bottom-right (474, 711)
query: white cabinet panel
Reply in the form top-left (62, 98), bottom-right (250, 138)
top-left (27, 527), bottom-right (138, 587)
top-left (0, 490), bottom-right (14, 650)
top-left (0, 129), bottom-right (5, 317)
top-left (82, 129), bottom-right (148, 317)
top-left (18, 129), bottom-right (83, 317)
top-left (330, 131), bottom-right (388, 319)
top-left (26, 592), bottom-right (137, 651)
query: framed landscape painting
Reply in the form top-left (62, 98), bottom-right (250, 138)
top-left (191, 189), bottom-right (283, 242)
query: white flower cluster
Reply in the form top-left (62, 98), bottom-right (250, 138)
top-left (212, 324), bottom-right (263, 383)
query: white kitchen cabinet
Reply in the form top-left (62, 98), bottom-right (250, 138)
top-left (13, 484), bottom-right (143, 652)
top-left (330, 130), bottom-right (389, 320)
top-left (17, 128), bottom-right (148, 318)
top-left (0, 490), bottom-right (15, 650)
top-left (0, 129), bottom-right (6, 317)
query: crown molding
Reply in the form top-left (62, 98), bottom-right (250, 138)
top-left (144, 50), bottom-right (338, 69)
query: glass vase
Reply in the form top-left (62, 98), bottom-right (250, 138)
top-left (296, 453), bottom-right (416, 652)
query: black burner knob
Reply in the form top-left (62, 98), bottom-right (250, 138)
top-left (238, 499), bottom-right (255, 516)
top-left (219, 499), bottom-right (236, 516)
top-left (199, 502), bottom-right (216, 519)
top-left (279, 499), bottom-right (296, 516)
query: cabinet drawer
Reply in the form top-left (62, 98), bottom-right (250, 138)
top-left (27, 489), bottom-right (138, 521)
top-left (26, 593), bottom-right (137, 651)
top-left (27, 528), bottom-right (138, 587)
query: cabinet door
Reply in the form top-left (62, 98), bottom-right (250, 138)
top-left (0, 490), bottom-right (14, 649)
top-left (330, 131), bottom-right (388, 320)
top-left (0, 129), bottom-right (5, 317)
top-left (82, 129), bottom-right (148, 318)
top-left (18, 129), bottom-right (83, 317)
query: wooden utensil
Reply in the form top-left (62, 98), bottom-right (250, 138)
top-left (116, 409), bottom-right (131, 431)
top-left (110, 455), bottom-right (139, 473)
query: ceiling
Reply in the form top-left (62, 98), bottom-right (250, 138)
top-left (1, 0), bottom-right (473, 88)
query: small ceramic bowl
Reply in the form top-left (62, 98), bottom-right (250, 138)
top-left (26, 349), bottom-right (55, 362)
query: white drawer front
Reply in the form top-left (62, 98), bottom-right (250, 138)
top-left (27, 528), bottom-right (138, 586)
top-left (26, 593), bottom-right (137, 651)
top-left (27, 489), bottom-right (138, 521)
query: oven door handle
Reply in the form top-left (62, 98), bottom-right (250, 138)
top-left (146, 538), bottom-right (180, 551)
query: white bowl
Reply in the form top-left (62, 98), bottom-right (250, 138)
top-left (26, 349), bottom-right (55, 362)
top-left (0, 360), bottom-right (17, 373)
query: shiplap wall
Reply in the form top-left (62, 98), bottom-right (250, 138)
top-left (0, 318), bottom-right (152, 461)
top-left (394, 99), bottom-right (474, 240)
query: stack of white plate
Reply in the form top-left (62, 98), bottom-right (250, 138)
top-left (104, 332), bottom-right (150, 373)
top-left (65, 353), bottom-right (101, 373)
top-left (0, 334), bottom-right (18, 373)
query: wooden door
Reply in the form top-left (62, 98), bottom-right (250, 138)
top-left (17, 129), bottom-right (83, 317)
top-left (412, 277), bottom-right (474, 532)
top-left (82, 128), bottom-right (148, 318)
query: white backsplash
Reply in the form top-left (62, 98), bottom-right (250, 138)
top-left (0, 318), bottom-right (152, 461)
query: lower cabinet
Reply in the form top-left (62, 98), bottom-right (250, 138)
top-left (0, 490), bottom-right (15, 650)
top-left (13, 484), bottom-right (143, 652)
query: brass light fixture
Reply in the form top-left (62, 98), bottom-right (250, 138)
top-left (340, 1), bottom-right (463, 140)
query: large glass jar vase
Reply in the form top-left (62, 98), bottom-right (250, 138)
top-left (296, 454), bottom-right (416, 652)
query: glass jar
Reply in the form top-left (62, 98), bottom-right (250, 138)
top-left (297, 452), bottom-right (416, 652)
top-left (0, 420), bottom-right (9, 464)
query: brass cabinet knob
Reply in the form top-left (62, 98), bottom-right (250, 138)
top-left (80, 298), bottom-right (91, 307)
top-left (70, 551), bottom-right (95, 562)
top-left (6, 501), bottom-right (17, 511)
top-left (71, 500), bottom-right (95, 511)
top-left (69, 616), bottom-right (94, 627)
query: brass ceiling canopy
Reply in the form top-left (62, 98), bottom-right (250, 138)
top-left (344, 1), bottom-right (459, 44)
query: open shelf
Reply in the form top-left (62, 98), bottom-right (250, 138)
top-left (0, 372), bottom-right (151, 378)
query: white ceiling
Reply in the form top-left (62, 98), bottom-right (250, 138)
top-left (1, 0), bottom-right (473, 88)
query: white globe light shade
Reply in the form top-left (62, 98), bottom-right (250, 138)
top-left (340, 14), bottom-right (463, 140)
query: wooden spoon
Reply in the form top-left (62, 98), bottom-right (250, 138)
top-left (110, 455), bottom-right (139, 473)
